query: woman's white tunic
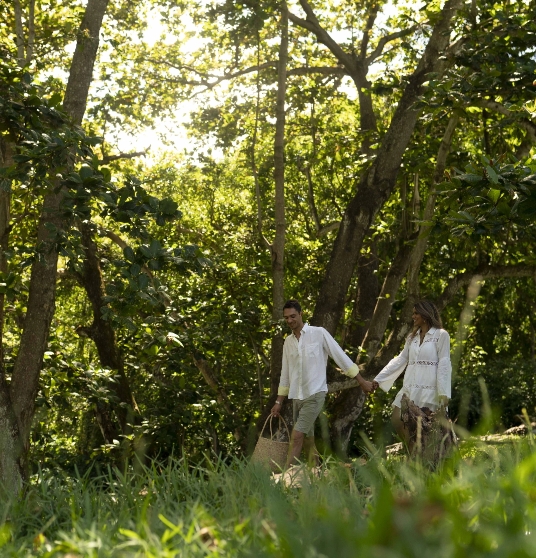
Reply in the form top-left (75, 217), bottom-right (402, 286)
top-left (374, 327), bottom-right (451, 411)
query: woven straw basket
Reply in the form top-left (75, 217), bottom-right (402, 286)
top-left (251, 415), bottom-right (290, 472)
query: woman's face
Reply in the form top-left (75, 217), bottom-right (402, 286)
top-left (412, 308), bottom-right (426, 329)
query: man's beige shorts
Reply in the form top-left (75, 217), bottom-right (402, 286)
top-left (293, 391), bottom-right (326, 438)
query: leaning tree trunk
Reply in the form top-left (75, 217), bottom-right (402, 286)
top-left (77, 222), bottom-right (139, 440)
top-left (0, 0), bottom-right (110, 490)
top-left (311, 0), bottom-right (463, 334)
top-left (324, 113), bottom-right (460, 454)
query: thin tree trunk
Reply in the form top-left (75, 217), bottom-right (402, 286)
top-left (77, 222), bottom-right (139, 438)
top-left (356, 231), bottom-right (418, 365)
top-left (26, 0), bottom-right (35, 64)
top-left (0, 141), bottom-right (24, 493)
top-left (13, 0), bottom-right (26, 63)
top-left (328, 247), bottom-right (378, 455)
top-left (269, 1), bottom-right (288, 397)
top-left (343, 245), bottom-right (379, 352)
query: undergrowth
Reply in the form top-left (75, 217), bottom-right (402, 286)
top-left (1, 437), bottom-right (536, 556)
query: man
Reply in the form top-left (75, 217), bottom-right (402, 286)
top-left (271, 299), bottom-right (374, 468)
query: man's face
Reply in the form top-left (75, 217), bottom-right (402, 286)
top-left (283, 307), bottom-right (303, 332)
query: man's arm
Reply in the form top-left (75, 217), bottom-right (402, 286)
top-left (321, 329), bottom-right (375, 394)
top-left (272, 339), bottom-right (290, 416)
top-left (271, 395), bottom-right (286, 417)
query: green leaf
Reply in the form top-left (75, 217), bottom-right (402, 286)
top-left (130, 263), bottom-right (141, 277)
top-left (123, 246), bottom-right (135, 262)
top-left (457, 173), bottom-right (482, 183)
top-left (100, 167), bottom-right (112, 182)
top-left (79, 165), bottom-right (93, 181)
top-left (485, 165), bottom-right (499, 185)
top-left (138, 273), bottom-right (149, 289)
top-left (487, 188), bottom-right (501, 203)
top-left (159, 198), bottom-right (178, 216)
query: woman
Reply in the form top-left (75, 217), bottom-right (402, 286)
top-left (372, 300), bottom-right (452, 446)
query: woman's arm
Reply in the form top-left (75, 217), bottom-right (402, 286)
top-left (373, 339), bottom-right (411, 392)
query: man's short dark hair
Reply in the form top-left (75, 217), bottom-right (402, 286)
top-left (283, 299), bottom-right (301, 313)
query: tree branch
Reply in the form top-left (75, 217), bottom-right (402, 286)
top-left (148, 57), bottom-right (347, 92)
top-left (289, 1), bottom-right (356, 72)
top-left (436, 264), bottom-right (536, 312)
top-left (99, 150), bottom-right (147, 164)
top-left (365, 25), bottom-right (419, 65)
top-left (472, 99), bottom-right (536, 143)
top-left (317, 221), bottom-right (341, 236)
top-left (359, 4), bottom-right (380, 60)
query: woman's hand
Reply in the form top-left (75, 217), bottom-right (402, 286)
top-left (438, 395), bottom-right (449, 408)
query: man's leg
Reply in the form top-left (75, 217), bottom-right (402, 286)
top-left (303, 436), bottom-right (320, 467)
top-left (287, 392), bottom-right (326, 468)
top-left (286, 429), bottom-right (306, 468)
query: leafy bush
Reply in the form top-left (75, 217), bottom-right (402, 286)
top-left (450, 358), bottom-right (536, 431)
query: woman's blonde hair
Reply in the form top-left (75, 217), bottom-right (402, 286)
top-left (410, 300), bottom-right (442, 338)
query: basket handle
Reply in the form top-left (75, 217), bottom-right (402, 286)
top-left (259, 413), bottom-right (290, 441)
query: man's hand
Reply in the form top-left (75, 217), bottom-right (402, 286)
top-left (358, 378), bottom-right (375, 395)
top-left (271, 400), bottom-right (283, 416)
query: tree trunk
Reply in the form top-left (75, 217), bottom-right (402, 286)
top-left (343, 245), bottom-right (379, 352)
top-left (311, 0), bottom-right (463, 334)
top-left (0, 141), bottom-right (24, 493)
top-left (78, 222), bottom-right (139, 439)
top-left (269, 1), bottom-right (288, 397)
top-left (2, 0), bottom-right (110, 489)
top-left (325, 115), bottom-right (460, 452)
top-left (401, 394), bottom-right (456, 467)
top-left (327, 247), bottom-right (378, 455)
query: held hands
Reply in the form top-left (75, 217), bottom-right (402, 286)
top-left (358, 376), bottom-right (379, 395)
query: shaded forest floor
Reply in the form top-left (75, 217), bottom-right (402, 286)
top-left (2, 435), bottom-right (536, 556)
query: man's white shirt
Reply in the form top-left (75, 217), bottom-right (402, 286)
top-left (278, 323), bottom-right (359, 400)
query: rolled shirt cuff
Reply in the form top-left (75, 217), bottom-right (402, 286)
top-left (344, 363), bottom-right (359, 378)
top-left (277, 386), bottom-right (289, 396)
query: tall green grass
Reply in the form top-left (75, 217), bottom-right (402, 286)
top-left (2, 438), bottom-right (536, 556)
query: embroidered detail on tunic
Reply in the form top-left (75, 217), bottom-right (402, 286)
top-left (408, 361), bottom-right (438, 366)
top-left (423, 338), bottom-right (438, 343)
top-left (406, 383), bottom-right (436, 390)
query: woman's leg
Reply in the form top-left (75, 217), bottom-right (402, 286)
top-left (391, 406), bottom-right (410, 448)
